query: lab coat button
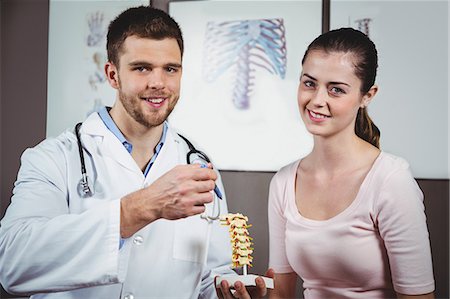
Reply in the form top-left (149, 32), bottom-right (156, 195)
top-left (133, 235), bottom-right (143, 245)
top-left (124, 293), bottom-right (134, 299)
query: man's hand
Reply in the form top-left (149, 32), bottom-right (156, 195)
top-left (216, 269), bottom-right (275, 299)
top-left (120, 164), bottom-right (217, 237)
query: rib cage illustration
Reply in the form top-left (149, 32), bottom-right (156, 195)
top-left (203, 18), bottom-right (287, 109)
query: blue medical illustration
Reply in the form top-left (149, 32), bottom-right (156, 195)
top-left (203, 18), bottom-right (287, 110)
top-left (87, 11), bottom-right (107, 47)
top-left (355, 18), bottom-right (372, 36)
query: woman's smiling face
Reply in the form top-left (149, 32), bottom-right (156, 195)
top-left (297, 50), bottom-right (366, 139)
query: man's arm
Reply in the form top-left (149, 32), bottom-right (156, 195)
top-left (0, 143), bottom-right (218, 295)
top-left (0, 142), bottom-right (127, 295)
top-left (120, 163), bottom-right (217, 238)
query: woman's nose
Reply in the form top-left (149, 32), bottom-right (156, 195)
top-left (310, 88), bottom-right (327, 107)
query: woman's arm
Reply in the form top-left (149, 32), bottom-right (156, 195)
top-left (269, 272), bottom-right (298, 299)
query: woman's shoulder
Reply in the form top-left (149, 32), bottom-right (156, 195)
top-left (370, 152), bottom-right (419, 194)
top-left (269, 159), bottom-right (300, 190)
top-left (275, 159), bottom-right (301, 179)
top-left (377, 152), bottom-right (412, 173)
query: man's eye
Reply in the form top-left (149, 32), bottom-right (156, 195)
top-left (166, 67), bottom-right (178, 73)
top-left (135, 66), bottom-right (147, 72)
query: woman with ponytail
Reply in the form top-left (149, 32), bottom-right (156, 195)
top-left (265, 28), bottom-right (435, 299)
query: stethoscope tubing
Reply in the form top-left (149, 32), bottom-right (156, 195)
top-left (75, 123), bottom-right (87, 175)
top-left (75, 123), bottom-right (222, 220)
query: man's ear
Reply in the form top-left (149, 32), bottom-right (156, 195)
top-left (361, 85), bottom-right (378, 108)
top-left (105, 62), bottom-right (119, 89)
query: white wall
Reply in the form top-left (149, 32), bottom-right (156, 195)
top-left (47, 0), bottom-right (149, 138)
top-left (47, 0), bottom-right (449, 179)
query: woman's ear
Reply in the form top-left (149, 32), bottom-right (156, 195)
top-left (105, 62), bottom-right (119, 89)
top-left (360, 85), bottom-right (378, 108)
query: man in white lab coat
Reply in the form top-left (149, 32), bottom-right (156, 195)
top-left (0, 6), bottom-right (260, 299)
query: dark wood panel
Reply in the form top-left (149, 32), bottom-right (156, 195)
top-left (1, 0), bottom-right (49, 298)
top-left (417, 179), bottom-right (449, 299)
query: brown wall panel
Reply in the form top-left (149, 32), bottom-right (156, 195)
top-left (417, 179), bottom-right (449, 299)
top-left (0, 0), bottom-right (48, 218)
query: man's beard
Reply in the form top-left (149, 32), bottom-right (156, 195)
top-left (118, 90), bottom-right (177, 128)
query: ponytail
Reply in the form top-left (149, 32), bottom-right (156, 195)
top-left (355, 108), bottom-right (380, 148)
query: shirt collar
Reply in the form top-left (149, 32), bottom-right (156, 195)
top-left (98, 106), bottom-right (128, 148)
top-left (97, 106), bottom-right (168, 175)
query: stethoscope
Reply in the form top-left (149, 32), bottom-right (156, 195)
top-left (75, 123), bottom-right (223, 221)
top-left (75, 123), bottom-right (94, 198)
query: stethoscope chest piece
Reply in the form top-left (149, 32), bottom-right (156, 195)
top-left (77, 173), bottom-right (94, 198)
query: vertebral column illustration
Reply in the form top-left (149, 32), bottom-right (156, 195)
top-left (203, 18), bottom-right (287, 109)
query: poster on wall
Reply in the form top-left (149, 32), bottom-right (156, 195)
top-left (46, 0), bottom-right (149, 138)
top-left (330, 0), bottom-right (448, 179)
top-left (169, 1), bottom-right (321, 171)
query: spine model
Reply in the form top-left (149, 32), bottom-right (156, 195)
top-left (220, 213), bottom-right (254, 271)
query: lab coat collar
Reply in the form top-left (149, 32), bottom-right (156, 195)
top-left (79, 112), bottom-right (181, 178)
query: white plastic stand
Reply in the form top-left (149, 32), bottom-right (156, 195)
top-left (215, 274), bottom-right (274, 289)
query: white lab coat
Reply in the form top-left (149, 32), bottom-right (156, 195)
top-left (0, 112), bottom-right (233, 299)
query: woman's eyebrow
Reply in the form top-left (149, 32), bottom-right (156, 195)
top-left (303, 73), bottom-right (350, 86)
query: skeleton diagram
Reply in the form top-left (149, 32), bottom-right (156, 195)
top-left (203, 18), bottom-right (287, 110)
top-left (85, 11), bottom-right (109, 116)
top-left (87, 11), bottom-right (107, 47)
top-left (355, 18), bottom-right (372, 36)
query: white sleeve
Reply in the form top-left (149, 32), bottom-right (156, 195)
top-left (375, 162), bottom-right (435, 295)
top-left (0, 141), bottom-right (131, 295)
top-left (199, 173), bottom-right (234, 299)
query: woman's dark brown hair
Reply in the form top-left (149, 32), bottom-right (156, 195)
top-left (302, 27), bottom-right (380, 148)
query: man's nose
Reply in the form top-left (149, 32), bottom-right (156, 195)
top-left (148, 69), bottom-right (165, 89)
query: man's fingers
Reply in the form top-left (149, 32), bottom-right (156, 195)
top-left (195, 179), bottom-right (216, 194)
top-left (191, 191), bottom-right (214, 206)
top-left (189, 205), bottom-right (206, 216)
top-left (190, 164), bottom-right (218, 181)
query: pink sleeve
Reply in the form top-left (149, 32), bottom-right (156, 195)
top-left (268, 169), bottom-right (294, 273)
top-left (375, 161), bottom-right (435, 295)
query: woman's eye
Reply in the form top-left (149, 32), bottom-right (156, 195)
top-left (303, 80), bottom-right (315, 88)
top-left (330, 86), bottom-right (345, 94)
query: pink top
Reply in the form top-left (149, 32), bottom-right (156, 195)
top-left (268, 152), bottom-right (435, 298)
